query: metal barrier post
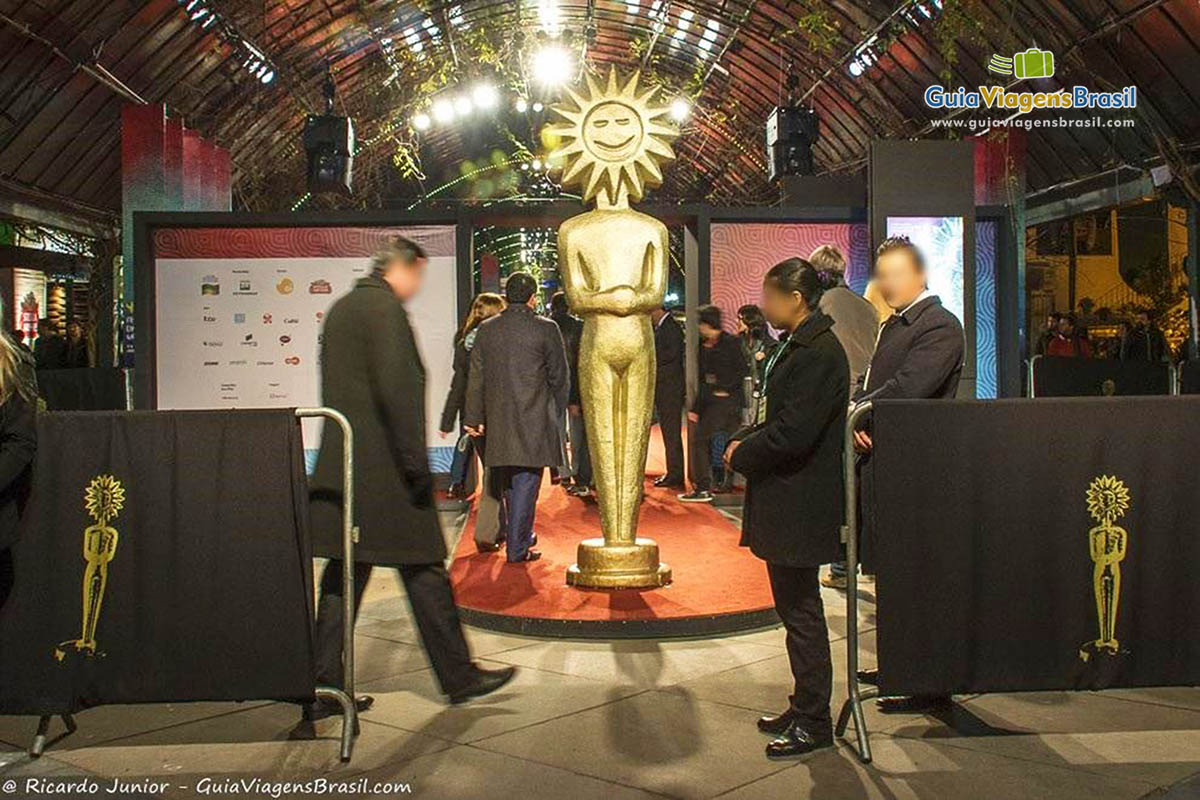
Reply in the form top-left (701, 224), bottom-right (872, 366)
top-left (1026, 355), bottom-right (1041, 398)
top-left (296, 407), bottom-right (359, 763)
top-left (834, 401), bottom-right (875, 764)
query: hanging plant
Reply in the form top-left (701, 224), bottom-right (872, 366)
top-left (930, 0), bottom-right (986, 86)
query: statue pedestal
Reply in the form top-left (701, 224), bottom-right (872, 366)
top-left (567, 537), bottom-right (672, 589)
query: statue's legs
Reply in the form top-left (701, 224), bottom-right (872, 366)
top-left (615, 346), bottom-right (654, 541)
top-left (1106, 566), bottom-right (1121, 650)
top-left (1093, 563), bottom-right (1107, 648)
top-left (578, 342), bottom-right (620, 542)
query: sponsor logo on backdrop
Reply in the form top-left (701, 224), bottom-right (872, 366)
top-left (241, 334), bottom-right (257, 347)
top-left (279, 335), bottom-right (291, 345)
top-left (268, 393), bottom-right (289, 400)
top-left (202, 340), bottom-right (223, 348)
top-left (228, 359), bottom-right (248, 366)
top-left (255, 360), bottom-right (276, 367)
top-left (284, 356), bottom-right (300, 366)
top-left (201, 276), bottom-right (220, 296)
top-left (315, 311), bottom-right (324, 323)
top-left (283, 317), bottom-right (299, 324)
top-left (276, 278), bottom-right (294, 295)
top-left (219, 382), bottom-right (238, 392)
top-left (262, 314), bottom-right (273, 324)
top-left (203, 360), bottom-right (219, 366)
top-left (309, 280), bottom-right (332, 294)
top-left (233, 313), bottom-right (246, 324)
top-left (202, 314), bottom-right (217, 323)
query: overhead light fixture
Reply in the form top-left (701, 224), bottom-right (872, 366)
top-left (432, 99), bottom-right (455, 124)
top-left (412, 112), bottom-right (431, 130)
top-left (670, 98), bottom-right (690, 122)
top-left (531, 45), bottom-right (571, 87)
top-left (532, 101), bottom-right (544, 112)
top-left (472, 83), bottom-right (499, 109)
top-left (515, 97), bottom-right (528, 112)
top-left (260, 69), bottom-right (275, 84)
top-left (454, 95), bottom-right (473, 115)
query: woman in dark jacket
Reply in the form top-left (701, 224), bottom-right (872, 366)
top-left (726, 258), bottom-right (848, 760)
top-left (0, 333), bottom-right (38, 612)
top-left (439, 293), bottom-right (504, 498)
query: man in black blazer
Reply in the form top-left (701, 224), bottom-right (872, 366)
top-left (311, 236), bottom-right (516, 714)
top-left (650, 306), bottom-right (685, 489)
top-left (465, 272), bottom-right (569, 562)
top-left (852, 235), bottom-right (964, 715)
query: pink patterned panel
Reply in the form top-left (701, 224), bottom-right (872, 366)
top-left (710, 222), bottom-right (868, 331)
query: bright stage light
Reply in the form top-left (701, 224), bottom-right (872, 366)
top-left (515, 97), bottom-right (528, 112)
top-left (412, 112), bottom-right (431, 130)
top-left (532, 101), bottom-right (544, 112)
top-left (848, 60), bottom-right (864, 77)
top-left (472, 83), bottom-right (498, 109)
top-left (432, 99), bottom-right (455, 124)
top-left (531, 45), bottom-right (571, 87)
top-left (260, 69), bottom-right (275, 84)
top-left (532, 158), bottom-right (543, 170)
top-left (670, 98), bottom-right (690, 121)
top-left (454, 95), bottom-right (473, 116)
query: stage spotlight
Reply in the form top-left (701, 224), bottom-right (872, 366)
top-left (531, 45), bottom-right (571, 87)
top-left (515, 97), bottom-right (528, 112)
top-left (412, 112), bottom-right (431, 130)
top-left (473, 83), bottom-right (499, 109)
top-left (670, 98), bottom-right (690, 122)
top-left (432, 99), bottom-right (455, 124)
top-left (521, 162), bottom-right (530, 171)
top-left (532, 158), bottom-right (543, 170)
top-left (260, 69), bottom-right (275, 84)
top-left (454, 95), bottom-right (473, 116)
top-left (532, 101), bottom-right (544, 112)
top-left (848, 60), bottom-right (864, 77)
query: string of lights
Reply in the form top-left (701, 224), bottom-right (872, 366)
top-left (175, 0), bottom-right (277, 84)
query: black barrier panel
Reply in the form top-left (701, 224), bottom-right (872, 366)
top-left (870, 397), bottom-right (1200, 697)
top-left (1181, 362), bottom-right (1200, 395)
top-left (0, 410), bottom-right (316, 715)
top-left (1031, 355), bottom-right (1171, 397)
top-left (36, 369), bottom-right (127, 411)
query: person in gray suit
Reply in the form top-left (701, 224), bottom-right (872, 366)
top-left (464, 272), bottom-right (570, 563)
top-left (809, 245), bottom-right (880, 590)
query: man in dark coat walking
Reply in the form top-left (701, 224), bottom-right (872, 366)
top-left (725, 258), bottom-right (849, 760)
top-left (851, 235), bottom-right (964, 716)
top-left (651, 306), bottom-right (685, 489)
top-left (464, 272), bottom-right (569, 563)
top-left (550, 291), bottom-right (590, 495)
top-left (310, 236), bottom-right (515, 713)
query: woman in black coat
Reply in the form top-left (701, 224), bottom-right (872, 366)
top-left (439, 293), bottom-right (505, 498)
top-left (725, 258), bottom-right (848, 760)
top-left (0, 334), bottom-right (37, 613)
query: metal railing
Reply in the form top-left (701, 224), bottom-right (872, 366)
top-left (834, 400), bottom-right (875, 764)
top-left (295, 407), bottom-right (360, 763)
top-left (1027, 354), bottom-right (1179, 397)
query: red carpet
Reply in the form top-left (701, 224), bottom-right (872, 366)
top-left (449, 427), bottom-right (777, 637)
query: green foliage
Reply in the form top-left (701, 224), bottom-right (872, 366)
top-left (931, 0), bottom-right (986, 85)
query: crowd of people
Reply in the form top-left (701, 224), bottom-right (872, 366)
top-left (12, 318), bottom-right (91, 371)
top-left (299, 232), bottom-right (968, 760)
top-left (1036, 307), bottom-right (1171, 363)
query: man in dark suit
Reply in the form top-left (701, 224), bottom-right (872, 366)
top-left (550, 291), bottom-right (591, 496)
top-left (852, 235), bottom-right (964, 715)
top-left (465, 272), bottom-right (569, 563)
top-left (650, 306), bottom-right (685, 489)
top-left (32, 319), bottom-right (65, 371)
top-left (310, 236), bottom-right (516, 715)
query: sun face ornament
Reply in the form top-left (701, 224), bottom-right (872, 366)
top-left (547, 68), bottom-right (677, 208)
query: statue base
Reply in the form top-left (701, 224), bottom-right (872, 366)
top-left (566, 537), bottom-right (672, 589)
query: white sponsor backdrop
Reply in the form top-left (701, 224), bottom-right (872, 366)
top-left (155, 255), bottom-right (458, 470)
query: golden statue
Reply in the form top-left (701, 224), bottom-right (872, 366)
top-left (549, 67), bottom-right (676, 588)
top-left (56, 475), bottom-right (125, 660)
top-left (1080, 475), bottom-right (1129, 660)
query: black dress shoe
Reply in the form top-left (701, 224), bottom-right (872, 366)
top-left (765, 722), bottom-right (834, 759)
top-left (303, 694), bottom-right (374, 721)
top-left (877, 694), bottom-right (953, 714)
top-left (476, 541), bottom-right (501, 553)
top-left (757, 709), bottom-right (796, 735)
top-left (857, 669), bottom-right (879, 686)
top-left (449, 665), bottom-right (518, 705)
top-left (653, 476), bottom-right (684, 489)
top-left (508, 550), bottom-right (541, 563)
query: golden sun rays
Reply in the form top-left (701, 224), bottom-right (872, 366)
top-left (546, 67), bottom-right (678, 206)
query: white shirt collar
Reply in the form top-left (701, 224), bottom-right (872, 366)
top-left (895, 288), bottom-right (933, 318)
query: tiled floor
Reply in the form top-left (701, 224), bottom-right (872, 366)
top-left (2, 508), bottom-right (1198, 799)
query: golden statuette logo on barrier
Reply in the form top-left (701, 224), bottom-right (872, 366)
top-left (55, 475), bottom-right (125, 661)
top-left (548, 67), bottom-right (677, 588)
top-left (1079, 475), bottom-right (1129, 661)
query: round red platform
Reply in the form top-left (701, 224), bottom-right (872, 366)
top-left (449, 443), bottom-right (778, 638)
